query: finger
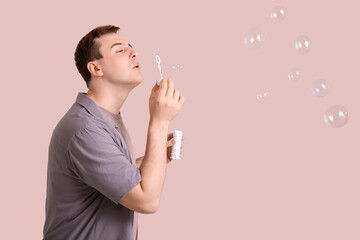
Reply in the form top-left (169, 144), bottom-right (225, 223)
top-left (165, 78), bottom-right (174, 98)
top-left (178, 94), bottom-right (185, 105)
top-left (173, 89), bottom-right (180, 101)
top-left (167, 139), bottom-right (176, 147)
top-left (159, 77), bottom-right (168, 97)
top-left (167, 133), bottom-right (174, 140)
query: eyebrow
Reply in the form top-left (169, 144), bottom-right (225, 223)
top-left (110, 42), bottom-right (133, 50)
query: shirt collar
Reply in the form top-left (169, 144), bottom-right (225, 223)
top-left (75, 92), bottom-right (119, 129)
top-left (98, 106), bottom-right (123, 123)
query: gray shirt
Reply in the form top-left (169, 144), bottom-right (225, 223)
top-left (43, 92), bottom-right (141, 240)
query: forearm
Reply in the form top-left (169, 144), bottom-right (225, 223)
top-left (139, 119), bottom-right (169, 207)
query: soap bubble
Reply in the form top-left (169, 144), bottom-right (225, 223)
top-left (271, 6), bottom-right (287, 21)
top-left (166, 64), bottom-right (180, 70)
top-left (256, 91), bottom-right (270, 101)
top-left (164, 64), bottom-right (181, 77)
top-left (295, 35), bottom-right (312, 54)
top-left (311, 79), bottom-right (330, 97)
top-left (324, 105), bottom-right (349, 128)
top-left (245, 29), bottom-right (265, 49)
top-left (288, 68), bottom-right (301, 81)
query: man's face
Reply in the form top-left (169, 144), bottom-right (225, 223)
top-left (94, 33), bottom-right (143, 86)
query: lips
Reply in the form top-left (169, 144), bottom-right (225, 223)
top-left (132, 62), bottom-right (140, 69)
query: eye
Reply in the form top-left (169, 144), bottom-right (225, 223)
top-left (116, 50), bottom-right (124, 53)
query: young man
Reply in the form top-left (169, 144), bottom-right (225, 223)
top-left (43, 25), bottom-right (185, 240)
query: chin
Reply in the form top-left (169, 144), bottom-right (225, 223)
top-left (137, 75), bottom-right (144, 83)
top-left (132, 75), bottom-right (144, 87)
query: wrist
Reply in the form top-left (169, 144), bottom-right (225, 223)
top-left (149, 118), bottom-right (170, 130)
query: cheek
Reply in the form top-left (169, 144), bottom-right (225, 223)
top-left (103, 56), bottom-right (131, 77)
top-left (107, 60), bottom-right (126, 74)
top-left (114, 57), bottom-right (129, 71)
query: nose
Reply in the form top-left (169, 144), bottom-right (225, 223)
top-left (130, 49), bottom-right (137, 59)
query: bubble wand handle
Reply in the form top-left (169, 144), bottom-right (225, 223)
top-left (158, 65), bottom-right (164, 80)
top-left (155, 54), bottom-right (164, 86)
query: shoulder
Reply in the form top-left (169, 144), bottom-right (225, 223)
top-left (51, 103), bottom-right (116, 148)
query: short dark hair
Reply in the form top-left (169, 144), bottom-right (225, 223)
top-left (74, 25), bottom-right (120, 88)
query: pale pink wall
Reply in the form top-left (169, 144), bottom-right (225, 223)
top-left (1, 0), bottom-right (359, 239)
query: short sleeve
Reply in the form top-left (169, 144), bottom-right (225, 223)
top-left (67, 127), bottom-right (141, 204)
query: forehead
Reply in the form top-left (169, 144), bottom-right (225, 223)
top-left (96, 33), bottom-right (126, 52)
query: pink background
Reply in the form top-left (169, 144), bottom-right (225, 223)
top-left (1, 0), bottom-right (359, 239)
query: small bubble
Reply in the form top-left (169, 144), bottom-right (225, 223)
top-left (295, 35), bottom-right (312, 54)
top-left (311, 79), bottom-right (330, 97)
top-left (288, 68), bottom-right (301, 81)
top-left (324, 105), bottom-right (349, 128)
top-left (245, 28), bottom-right (265, 49)
top-left (256, 91), bottom-right (270, 101)
top-left (271, 6), bottom-right (287, 22)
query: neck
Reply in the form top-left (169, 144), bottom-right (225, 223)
top-left (86, 86), bottom-right (131, 115)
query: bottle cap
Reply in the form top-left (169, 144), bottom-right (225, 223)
top-left (173, 130), bottom-right (183, 137)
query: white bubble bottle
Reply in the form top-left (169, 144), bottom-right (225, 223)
top-left (171, 130), bottom-right (183, 160)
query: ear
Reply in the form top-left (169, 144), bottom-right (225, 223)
top-left (87, 61), bottom-right (104, 77)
